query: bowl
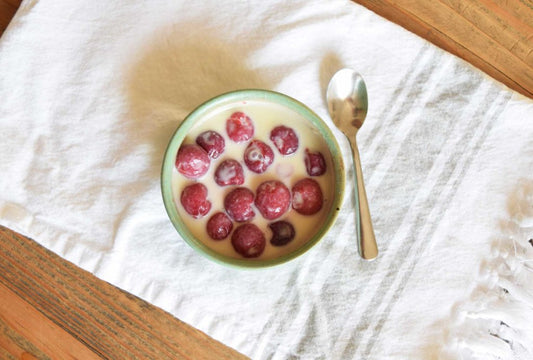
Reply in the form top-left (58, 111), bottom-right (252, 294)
top-left (161, 89), bottom-right (345, 268)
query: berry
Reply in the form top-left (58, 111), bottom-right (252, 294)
top-left (224, 187), bottom-right (255, 222)
top-left (254, 180), bottom-right (291, 220)
top-left (231, 223), bottom-right (266, 258)
top-left (175, 144), bottom-right (210, 179)
top-left (269, 221), bottom-right (295, 246)
top-left (180, 183), bottom-right (211, 218)
top-left (292, 178), bottom-right (323, 215)
top-left (206, 212), bottom-right (233, 240)
top-left (270, 126), bottom-right (299, 155)
top-left (304, 149), bottom-right (326, 176)
top-left (243, 140), bottom-right (274, 174)
top-left (196, 130), bottom-right (225, 159)
top-left (214, 159), bottom-right (245, 186)
top-left (226, 111), bottom-right (254, 142)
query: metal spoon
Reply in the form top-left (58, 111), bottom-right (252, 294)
top-left (326, 68), bottom-right (378, 260)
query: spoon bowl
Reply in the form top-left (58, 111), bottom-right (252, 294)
top-left (326, 69), bottom-right (378, 260)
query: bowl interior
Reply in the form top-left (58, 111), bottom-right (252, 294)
top-left (161, 89), bottom-right (345, 268)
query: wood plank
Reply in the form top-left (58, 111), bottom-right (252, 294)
top-left (0, 282), bottom-right (101, 359)
top-left (2, 0), bottom-right (22, 9)
top-left (490, 0), bottom-right (533, 30)
top-left (442, 0), bottom-right (533, 65)
top-left (352, 0), bottom-right (533, 98)
top-left (0, 313), bottom-right (43, 360)
top-left (0, 226), bottom-right (248, 360)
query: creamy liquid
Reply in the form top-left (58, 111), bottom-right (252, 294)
top-left (172, 99), bottom-right (335, 260)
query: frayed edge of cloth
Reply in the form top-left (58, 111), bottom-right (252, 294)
top-left (440, 180), bottom-right (533, 360)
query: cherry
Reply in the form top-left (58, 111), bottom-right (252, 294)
top-left (254, 180), bottom-right (291, 220)
top-left (292, 178), bottom-right (323, 215)
top-left (196, 130), bottom-right (225, 159)
top-left (231, 223), bottom-right (266, 258)
top-left (224, 187), bottom-right (255, 222)
top-left (269, 221), bottom-right (295, 246)
top-left (270, 125), bottom-right (299, 155)
top-left (304, 149), bottom-right (326, 176)
top-left (243, 140), bottom-right (274, 174)
top-left (175, 144), bottom-right (210, 179)
top-left (214, 159), bottom-right (244, 186)
top-left (180, 183), bottom-right (211, 218)
top-left (206, 212), bottom-right (233, 240)
top-left (226, 111), bottom-right (254, 142)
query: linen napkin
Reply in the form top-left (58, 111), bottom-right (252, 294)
top-left (1, 0), bottom-right (533, 358)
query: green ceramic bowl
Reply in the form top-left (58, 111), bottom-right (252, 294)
top-left (161, 89), bottom-right (345, 268)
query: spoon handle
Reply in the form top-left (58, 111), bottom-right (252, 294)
top-left (348, 136), bottom-right (378, 260)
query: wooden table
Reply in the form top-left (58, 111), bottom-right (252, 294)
top-left (1, 0), bottom-right (532, 359)
top-left (355, 0), bottom-right (533, 99)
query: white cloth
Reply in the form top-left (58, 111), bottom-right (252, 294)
top-left (1, 0), bottom-right (533, 358)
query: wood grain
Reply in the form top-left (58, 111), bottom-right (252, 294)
top-left (351, 0), bottom-right (533, 98)
top-left (0, 281), bottom-right (101, 360)
top-left (0, 0), bottom-right (20, 36)
top-left (0, 226), bottom-right (248, 360)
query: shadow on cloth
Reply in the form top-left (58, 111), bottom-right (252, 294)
top-left (318, 52), bottom-right (344, 109)
top-left (124, 24), bottom-right (276, 174)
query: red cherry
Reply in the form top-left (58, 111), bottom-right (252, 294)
top-left (196, 130), bottom-right (225, 159)
top-left (206, 212), bottom-right (233, 240)
top-left (243, 140), bottom-right (274, 174)
top-left (224, 187), bottom-right (255, 222)
top-left (226, 111), bottom-right (254, 142)
top-left (254, 180), bottom-right (291, 220)
top-left (270, 126), bottom-right (299, 155)
top-left (214, 159), bottom-right (245, 186)
top-left (231, 223), bottom-right (266, 258)
top-left (269, 221), bottom-right (295, 246)
top-left (304, 149), bottom-right (326, 176)
top-left (292, 178), bottom-right (323, 215)
top-left (175, 144), bottom-right (210, 179)
top-left (180, 183), bottom-right (211, 218)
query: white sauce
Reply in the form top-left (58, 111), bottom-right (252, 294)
top-left (172, 99), bottom-right (335, 260)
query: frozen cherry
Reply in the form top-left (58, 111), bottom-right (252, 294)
top-left (254, 180), bottom-right (291, 220)
top-left (269, 221), bottom-right (295, 246)
top-left (206, 212), bottom-right (233, 240)
top-left (292, 178), bottom-right (323, 215)
top-left (243, 140), bottom-right (274, 174)
top-left (175, 144), bottom-right (210, 179)
top-left (270, 126), bottom-right (299, 155)
top-left (304, 149), bottom-right (326, 176)
top-left (231, 223), bottom-right (266, 258)
top-left (196, 130), bottom-right (225, 159)
top-left (180, 183), bottom-right (211, 218)
top-left (214, 159), bottom-right (244, 186)
top-left (224, 187), bottom-right (255, 222)
top-left (226, 111), bottom-right (254, 142)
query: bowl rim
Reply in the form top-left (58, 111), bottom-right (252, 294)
top-left (161, 89), bottom-right (345, 269)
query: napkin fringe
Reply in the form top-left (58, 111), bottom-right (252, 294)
top-left (440, 181), bottom-right (533, 360)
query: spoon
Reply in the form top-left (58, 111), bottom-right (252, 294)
top-left (326, 68), bottom-right (378, 260)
